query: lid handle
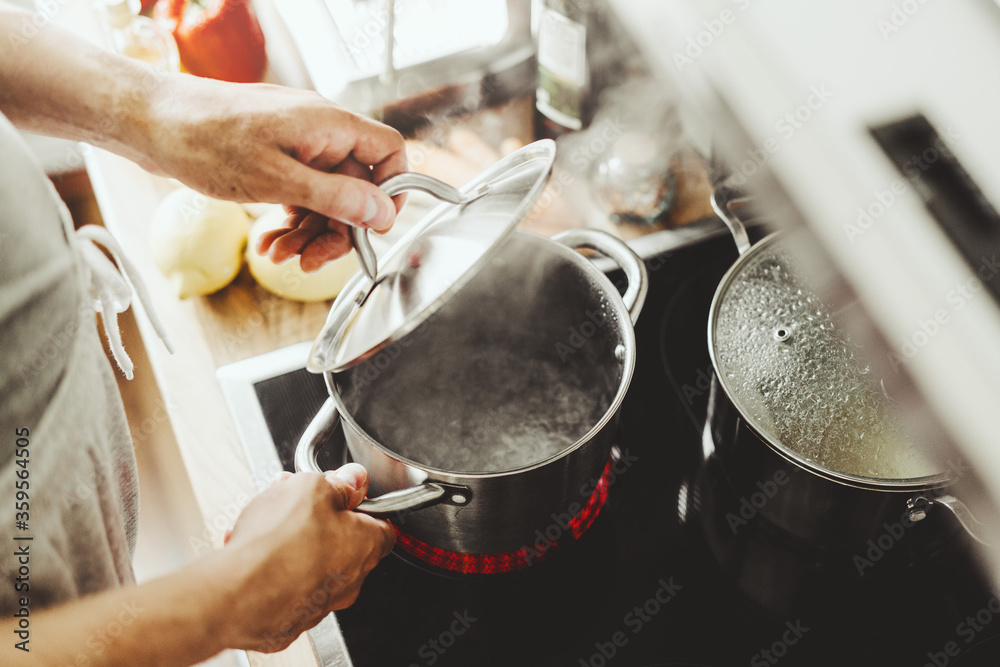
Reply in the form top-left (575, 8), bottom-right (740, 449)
top-left (349, 173), bottom-right (469, 281)
top-left (924, 494), bottom-right (994, 546)
top-left (710, 184), bottom-right (754, 255)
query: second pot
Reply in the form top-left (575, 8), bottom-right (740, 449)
top-left (704, 186), bottom-right (985, 553)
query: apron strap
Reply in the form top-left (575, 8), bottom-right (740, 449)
top-left (75, 225), bottom-right (173, 380)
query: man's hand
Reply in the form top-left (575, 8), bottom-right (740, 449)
top-left (2, 2), bottom-right (408, 273)
top-left (1, 1), bottom-right (409, 274)
top-left (4, 464), bottom-right (394, 666)
top-left (141, 76), bottom-right (407, 273)
top-left (2, 3), bottom-right (409, 273)
top-left (218, 465), bottom-right (395, 653)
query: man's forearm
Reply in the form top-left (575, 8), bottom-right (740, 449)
top-left (1, 549), bottom-right (237, 666)
top-left (0, 2), bottom-right (159, 166)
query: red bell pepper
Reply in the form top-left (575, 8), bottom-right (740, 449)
top-left (155, 0), bottom-right (268, 83)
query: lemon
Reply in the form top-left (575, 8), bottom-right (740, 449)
top-left (246, 206), bottom-right (359, 302)
top-left (150, 187), bottom-right (249, 299)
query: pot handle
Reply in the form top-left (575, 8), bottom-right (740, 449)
top-left (710, 184), bottom-right (753, 255)
top-left (922, 494), bottom-right (994, 546)
top-left (552, 228), bottom-right (649, 325)
top-left (294, 397), bottom-right (468, 519)
top-left (348, 173), bottom-right (474, 281)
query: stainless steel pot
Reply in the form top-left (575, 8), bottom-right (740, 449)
top-left (704, 186), bottom-right (988, 551)
top-left (296, 226), bottom-right (647, 556)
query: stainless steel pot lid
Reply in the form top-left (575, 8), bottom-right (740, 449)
top-left (307, 139), bottom-right (556, 373)
top-left (709, 233), bottom-right (943, 483)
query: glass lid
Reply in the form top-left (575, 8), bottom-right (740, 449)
top-left (709, 233), bottom-right (944, 484)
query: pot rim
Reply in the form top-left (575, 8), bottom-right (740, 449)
top-left (324, 230), bottom-right (638, 480)
top-left (708, 232), bottom-right (953, 492)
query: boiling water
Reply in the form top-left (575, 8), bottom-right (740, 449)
top-left (714, 245), bottom-right (941, 480)
top-left (350, 347), bottom-right (615, 473)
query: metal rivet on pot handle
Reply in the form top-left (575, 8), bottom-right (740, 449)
top-left (552, 228), bottom-right (649, 324)
top-left (348, 173), bottom-right (470, 282)
top-left (294, 396), bottom-right (469, 518)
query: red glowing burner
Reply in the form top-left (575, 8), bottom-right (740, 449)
top-left (392, 457), bottom-right (614, 575)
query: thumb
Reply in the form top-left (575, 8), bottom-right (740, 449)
top-left (324, 463), bottom-right (370, 511)
top-left (286, 159), bottom-right (396, 232)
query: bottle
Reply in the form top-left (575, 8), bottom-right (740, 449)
top-left (95, 0), bottom-right (180, 71)
top-left (533, 0), bottom-right (636, 138)
top-left (534, 0), bottom-right (590, 137)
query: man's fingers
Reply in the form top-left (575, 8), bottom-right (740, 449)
top-left (373, 162), bottom-right (409, 217)
top-left (324, 463), bottom-right (369, 509)
top-left (256, 212), bottom-right (354, 272)
top-left (321, 465), bottom-right (395, 561)
top-left (329, 582), bottom-right (364, 612)
top-left (350, 118), bottom-right (408, 216)
top-left (255, 209), bottom-right (308, 256)
top-left (299, 228), bottom-right (352, 273)
top-left (332, 156), bottom-right (407, 221)
top-left (331, 155), bottom-right (373, 181)
top-left (266, 214), bottom-right (328, 263)
top-left (256, 227), bottom-right (284, 255)
top-left (341, 158), bottom-right (407, 216)
top-left (350, 115), bottom-right (408, 181)
top-left (290, 163), bottom-right (396, 232)
top-left (372, 516), bottom-right (396, 558)
top-left (267, 230), bottom-right (319, 264)
top-left (256, 226), bottom-right (293, 255)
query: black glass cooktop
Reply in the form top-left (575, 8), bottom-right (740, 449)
top-left (252, 231), bottom-right (998, 667)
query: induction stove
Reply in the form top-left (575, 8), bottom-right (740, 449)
top-left (219, 225), bottom-right (999, 667)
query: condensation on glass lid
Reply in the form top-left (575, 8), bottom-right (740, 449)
top-left (712, 241), bottom-right (942, 480)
